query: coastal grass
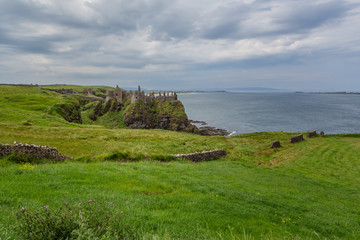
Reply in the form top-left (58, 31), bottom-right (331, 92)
top-left (1, 85), bottom-right (360, 239)
top-left (1, 149), bottom-right (360, 239)
top-left (41, 85), bottom-right (113, 92)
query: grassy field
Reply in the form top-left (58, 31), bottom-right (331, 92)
top-left (1, 85), bottom-right (360, 239)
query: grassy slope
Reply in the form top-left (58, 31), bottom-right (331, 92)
top-left (0, 85), bottom-right (360, 239)
top-left (42, 84), bottom-right (114, 95)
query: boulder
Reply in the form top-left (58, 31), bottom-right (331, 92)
top-left (290, 134), bottom-right (304, 143)
top-left (270, 141), bottom-right (281, 148)
top-left (307, 131), bottom-right (317, 138)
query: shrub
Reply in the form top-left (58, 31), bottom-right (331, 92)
top-left (7, 152), bottom-right (43, 164)
top-left (15, 200), bottom-right (133, 239)
top-left (18, 162), bottom-right (35, 172)
top-left (6, 152), bottom-right (57, 164)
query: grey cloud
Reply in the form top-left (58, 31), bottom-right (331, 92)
top-left (199, 0), bottom-right (354, 40)
top-left (0, 30), bottom-right (52, 54)
top-left (274, 1), bottom-right (353, 34)
top-left (0, 0), bottom-right (359, 91)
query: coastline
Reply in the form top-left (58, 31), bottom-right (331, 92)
top-left (189, 120), bottom-right (232, 136)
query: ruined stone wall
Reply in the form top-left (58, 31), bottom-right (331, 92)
top-left (173, 149), bottom-right (227, 162)
top-left (154, 92), bottom-right (177, 101)
top-left (290, 134), bottom-right (304, 143)
top-left (106, 86), bottom-right (177, 104)
top-left (43, 85), bottom-right (178, 104)
top-left (106, 90), bottom-right (116, 101)
top-left (42, 88), bottom-right (74, 94)
top-left (307, 131), bottom-right (317, 138)
top-left (0, 142), bottom-right (71, 161)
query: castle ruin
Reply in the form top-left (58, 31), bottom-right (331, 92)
top-left (40, 84), bottom-right (177, 104)
top-left (106, 85), bottom-right (177, 104)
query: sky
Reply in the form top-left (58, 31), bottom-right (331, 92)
top-left (0, 0), bottom-right (359, 91)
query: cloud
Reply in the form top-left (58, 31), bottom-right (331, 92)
top-left (0, 0), bottom-right (359, 90)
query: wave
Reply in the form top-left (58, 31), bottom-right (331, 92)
top-left (227, 131), bottom-right (237, 137)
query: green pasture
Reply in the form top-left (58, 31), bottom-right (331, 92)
top-left (0, 85), bottom-right (359, 239)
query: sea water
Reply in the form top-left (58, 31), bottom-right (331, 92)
top-left (178, 92), bottom-right (360, 135)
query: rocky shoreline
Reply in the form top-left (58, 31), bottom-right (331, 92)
top-left (189, 120), bottom-right (231, 136)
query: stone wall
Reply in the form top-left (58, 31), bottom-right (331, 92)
top-left (307, 130), bottom-right (317, 138)
top-left (41, 87), bottom-right (75, 94)
top-left (290, 134), bottom-right (304, 143)
top-left (173, 149), bottom-right (227, 162)
top-left (0, 142), bottom-right (71, 161)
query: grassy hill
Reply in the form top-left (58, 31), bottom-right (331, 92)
top-left (1, 85), bottom-right (360, 239)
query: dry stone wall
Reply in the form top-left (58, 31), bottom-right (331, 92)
top-left (0, 142), bottom-right (71, 161)
top-left (290, 134), bottom-right (304, 143)
top-left (173, 149), bottom-right (227, 162)
top-left (307, 131), bottom-right (317, 138)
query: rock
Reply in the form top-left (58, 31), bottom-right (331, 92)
top-left (199, 126), bottom-right (230, 136)
top-left (290, 134), bottom-right (304, 143)
top-left (307, 131), bottom-right (317, 138)
top-left (189, 120), bottom-right (208, 125)
top-left (270, 141), bottom-right (281, 148)
top-left (123, 100), bottom-right (200, 134)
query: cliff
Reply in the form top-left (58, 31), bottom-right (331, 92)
top-left (123, 100), bottom-right (199, 133)
top-left (51, 95), bottom-right (197, 134)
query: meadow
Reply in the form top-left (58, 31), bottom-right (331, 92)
top-left (0, 85), bottom-right (360, 239)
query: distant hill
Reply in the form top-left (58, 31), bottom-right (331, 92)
top-left (169, 87), bottom-right (288, 92)
top-left (225, 87), bottom-right (287, 92)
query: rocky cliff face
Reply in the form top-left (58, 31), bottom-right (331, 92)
top-left (123, 100), bottom-right (199, 134)
top-left (50, 97), bottom-right (84, 124)
top-left (51, 93), bottom-right (199, 134)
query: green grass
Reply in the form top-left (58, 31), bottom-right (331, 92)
top-left (41, 85), bottom-right (113, 92)
top-left (1, 85), bottom-right (360, 239)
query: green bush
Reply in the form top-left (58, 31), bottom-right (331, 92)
top-left (15, 200), bottom-right (133, 240)
top-left (7, 152), bottom-right (51, 164)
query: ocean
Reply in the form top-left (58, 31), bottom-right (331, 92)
top-left (178, 92), bottom-right (360, 135)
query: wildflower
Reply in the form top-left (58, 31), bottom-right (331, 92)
top-left (20, 208), bottom-right (25, 212)
top-left (120, 211), bottom-right (124, 215)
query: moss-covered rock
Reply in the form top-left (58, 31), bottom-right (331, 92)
top-left (49, 97), bottom-right (85, 123)
top-left (123, 101), bottom-right (158, 129)
top-left (123, 100), bottom-right (199, 134)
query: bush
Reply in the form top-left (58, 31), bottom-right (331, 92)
top-left (7, 152), bottom-right (49, 164)
top-left (15, 200), bottom-right (133, 239)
